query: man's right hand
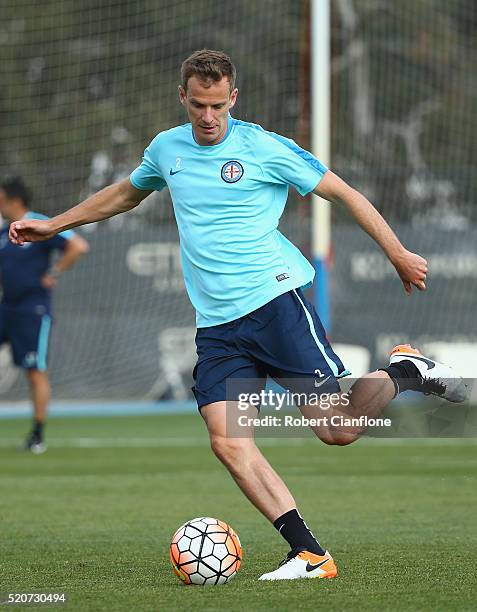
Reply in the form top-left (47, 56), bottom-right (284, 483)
top-left (9, 219), bottom-right (56, 245)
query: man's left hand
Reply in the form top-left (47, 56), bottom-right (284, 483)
top-left (392, 249), bottom-right (428, 295)
top-left (41, 273), bottom-right (58, 289)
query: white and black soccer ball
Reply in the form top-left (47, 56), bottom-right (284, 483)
top-left (170, 517), bottom-right (242, 585)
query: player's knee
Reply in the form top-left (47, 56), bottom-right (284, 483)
top-left (320, 431), bottom-right (359, 446)
top-left (209, 434), bottom-right (249, 466)
top-left (26, 369), bottom-right (50, 388)
top-left (26, 369), bottom-right (49, 381)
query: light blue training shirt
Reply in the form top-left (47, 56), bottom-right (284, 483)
top-left (130, 117), bottom-right (328, 327)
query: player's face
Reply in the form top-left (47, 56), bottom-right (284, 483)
top-left (0, 190), bottom-right (14, 221)
top-left (179, 75), bottom-right (238, 146)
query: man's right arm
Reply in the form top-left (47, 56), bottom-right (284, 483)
top-left (9, 178), bottom-right (151, 245)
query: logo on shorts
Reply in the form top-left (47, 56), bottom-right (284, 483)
top-left (23, 352), bottom-right (38, 368)
top-left (276, 273), bottom-right (289, 282)
top-left (314, 375), bottom-right (331, 389)
top-left (221, 161), bottom-right (244, 183)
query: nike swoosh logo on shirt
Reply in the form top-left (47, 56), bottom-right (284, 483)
top-left (169, 168), bottom-right (186, 176)
top-left (306, 558), bottom-right (329, 572)
top-left (314, 375), bottom-right (331, 389)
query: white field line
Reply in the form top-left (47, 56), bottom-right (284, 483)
top-left (0, 437), bottom-right (476, 449)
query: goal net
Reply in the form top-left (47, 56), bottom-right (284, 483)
top-left (0, 0), bottom-right (475, 401)
top-left (0, 0), bottom-right (310, 400)
top-left (329, 0), bottom-right (477, 378)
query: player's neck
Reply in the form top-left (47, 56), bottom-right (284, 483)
top-left (9, 207), bottom-right (28, 222)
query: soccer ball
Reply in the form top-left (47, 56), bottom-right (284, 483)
top-left (170, 517), bottom-right (242, 585)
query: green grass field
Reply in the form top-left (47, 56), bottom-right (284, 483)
top-left (1, 414), bottom-right (476, 611)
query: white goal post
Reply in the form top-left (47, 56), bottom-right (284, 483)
top-left (311, 0), bottom-right (331, 331)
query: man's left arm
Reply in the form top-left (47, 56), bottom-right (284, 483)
top-left (41, 234), bottom-right (90, 289)
top-left (313, 170), bottom-right (428, 295)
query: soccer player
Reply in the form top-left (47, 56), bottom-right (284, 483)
top-left (9, 51), bottom-right (467, 577)
top-left (0, 177), bottom-right (89, 453)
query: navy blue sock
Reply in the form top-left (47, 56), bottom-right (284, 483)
top-left (32, 420), bottom-right (44, 437)
top-left (273, 509), bottom-right (325, 556)
top-left (380, 360), bottom-right (421, 395)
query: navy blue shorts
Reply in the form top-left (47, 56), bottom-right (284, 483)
top-left (0, 304), bottom-right (52, 371)
top-left (192, 289), bottom-right (348, 409)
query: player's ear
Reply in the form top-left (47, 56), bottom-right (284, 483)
top-left (229, 88), bottom-right (238, 108)
top-left (178, 85), bottom-right (186, 105)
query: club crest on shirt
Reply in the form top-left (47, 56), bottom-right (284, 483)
top-left (221, 161), bottom-right (244, 183)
